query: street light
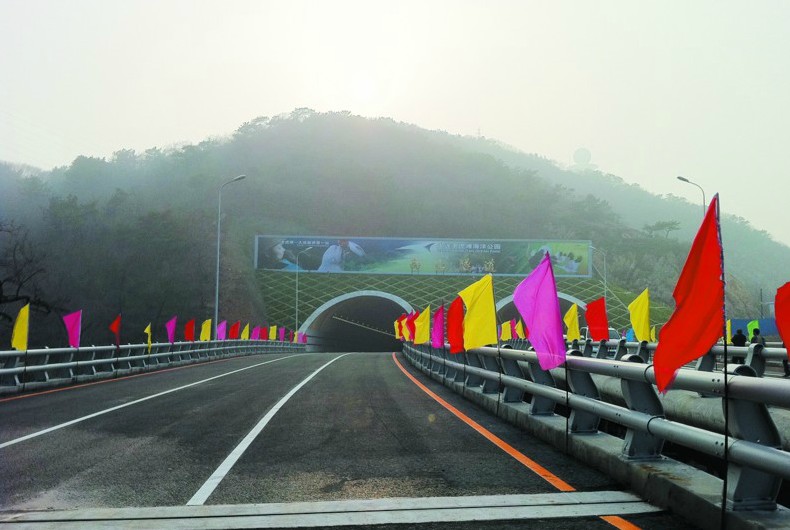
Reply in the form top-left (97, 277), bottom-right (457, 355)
top-left (676, 176), bottom-right (706, 217)
top-left (590, 246), bottom-right (607, 299)
top-left (294, 247), bottom-right (313, 332)
top-left (214, 174), bottom-right (246, 340)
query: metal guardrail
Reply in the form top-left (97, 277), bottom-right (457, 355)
top-left (0, 340), bottom-right (305, 395)
top-left (403, 342), bottom-right (790, 512)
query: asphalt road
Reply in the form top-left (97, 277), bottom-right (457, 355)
top-left (0, 351), bottom-right (690, 528)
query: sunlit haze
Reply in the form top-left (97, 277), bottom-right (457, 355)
top-left (2, 0), bottom-right (789, 245)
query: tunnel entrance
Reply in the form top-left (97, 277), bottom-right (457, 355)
top-left (299, 291), bottom-right (413, 352)
top-left (300, 290), bottom-right (590, 352)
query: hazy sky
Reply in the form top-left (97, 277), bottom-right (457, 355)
top-left (2, 0), bottom-right (789, 245)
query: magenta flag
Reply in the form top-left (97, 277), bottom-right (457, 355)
top-left (251, 326), bottom-right (261, 340)
top-left (63, 310), bottom-right (82, 348)
top-left (165, 316), bottom-right (177, 343)
top-left (513, 253), bottom-right (566, 370)
top-left (510, 319), bottom-right (518, 338)
top-left (300, 333), bottom-right (308, 344)
top-left (278, 327), bottom-right (286, 342)
top-left (431, 305), bottom-right (445, 348)
top-left (217, 320), bottom-right (227, 341)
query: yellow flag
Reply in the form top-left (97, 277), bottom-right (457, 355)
top-left (269, 326), bottom-right (277, 340)
top-left (200, 319), bottom-right (211, 341)
top-left (628, 288), bottom-right (651, 342)
top-left (650, 325), bottom-right (658, 342)
top-left (394, 320), bottom-right (402, 340)
top-left (515, 320), bottom-right (526, 339)
top-left (144, 323), bottom-right (152, 353)
top-left (11, 304), bottom-right (30, 351)
top-left (458, 274), bottom-right (498, 350)
top-left (413, 306), bottom-right (431, 344)
top-left (725, 319), bottom-right (732, 344)
top-left (500, 322), bottom-right (512, 341)
top-left (563, 304), bottom-right (581, 341)
top-left (241, 323), bottom-right (250, 340)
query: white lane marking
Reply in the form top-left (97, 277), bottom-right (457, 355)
top-left (0, 354), bottom-right (304, 450)
top-left (187, 353), bottom-right (353, 506)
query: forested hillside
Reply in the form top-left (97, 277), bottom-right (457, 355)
top-left (0, 109), bottom-right (778, 347)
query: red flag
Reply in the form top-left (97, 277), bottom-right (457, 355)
top-left (184, 319), bottom-right (196, 342)
top-left (405, 312), bottom-right (418, 342)
top-left (447, 296), bottom-right (465, 354)
top-left (396, 314), bottom-right (407, 341)
top-left (775, 282), bottom-right (790, 352)
top-left (229, 321), bottom-right (241, 340)
top-left (653, 195), bottom-right (724, 393)
top-left (109, 314), bottom-right (121, 346)
top-left (585, 297), bottom-right (610, 342)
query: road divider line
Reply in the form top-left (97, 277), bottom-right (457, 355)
top-left (0, 354), bottom-right (302, 450)
top-left (392, 352), bottom-right (645, 530)
top-left (187, 353), bottom-right (353, 506)
top-left (391, 352), bottom-right (574, 491)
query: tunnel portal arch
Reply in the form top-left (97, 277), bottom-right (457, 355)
top-left (299, 290), bottom-right (413, 352)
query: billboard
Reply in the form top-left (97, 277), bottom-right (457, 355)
top-left (255, 236), bottom-right (591, 278)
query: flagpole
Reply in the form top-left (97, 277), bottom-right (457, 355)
top-left (717, 194), bottom-right (729, 529)
top-left (493, 284), bottom-right (503, 418)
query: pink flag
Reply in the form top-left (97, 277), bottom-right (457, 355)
top-left (217, 320), bottom-right (227, 341)
top-left (513, 253), bottom-right (566, 370)
top-left (63, 310), bottom-right (82, 348)
top-left (431, 305), bottom-right (445, 348)
top-left (278, 327), bottom-right (286, 342)
top-left (165, 316), bottom-right (177, 343)
top-left (510, 319), bottom-right (518, 338)
top-left (251, 326), bottom-right (261, 340)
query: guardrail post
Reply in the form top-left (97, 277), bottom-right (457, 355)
top-left (525, 358), bottom-right (556, 415)
top-left (695, 349), bottom-right (716, 372)
top-left (724, 365), bottom-right (782, 511)
top-left (465, 352), bottom-right (484, 388)
top-left (581, 339), bottom-right (594, 357)
top-left (566, 350), bottom-right (601, 433)
top-left (450, 352), bottom-right (465, 382)
top-left (621, 354), bottom-right (664, 459)
top-left (614, 338), bottom-right (628, 360)
top-left (744, 343), bottom-right (766, 377)
top-left (595, 340), bottom-right (610, 359)
top-left (636, 341), bottom-right (650, 362)
top-left (479, 351), bottom-right (500, 394)
top-left (500, 348), bottom-right (525, 403)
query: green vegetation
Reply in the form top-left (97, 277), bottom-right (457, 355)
top-left (0, 109), bottom-right (780, 347)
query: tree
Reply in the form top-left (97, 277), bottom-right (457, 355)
top-left (0, 221), bottom-right (55, 325)
top-left (643, 220), bottom-right (681, 238)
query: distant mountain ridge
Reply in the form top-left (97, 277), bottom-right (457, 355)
top-left (0, 109), bottom-right (779, 347)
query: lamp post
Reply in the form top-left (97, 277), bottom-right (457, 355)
top-left (590, 246), bottom-right (607, 298)
top-left (214, 174), bottom-right (246, 340)
top-left (294, 247), bottom-right (313, 332)
top-left (677, 176), bottom-right (706, 217)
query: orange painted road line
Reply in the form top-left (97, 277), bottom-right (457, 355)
top-left (391, 352), bottom-right (574, 492)
top-left (391, 352), bottom-right (642, 530)
top-left (0, 356), bottom-right (238, 404)
top-left (600, 515), bottom-right (643, 530)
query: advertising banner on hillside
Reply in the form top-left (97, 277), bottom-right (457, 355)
top-left (255, 236), bottom-right (591, 278)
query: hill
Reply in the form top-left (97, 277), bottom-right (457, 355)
top-left (0, 109), bottom-right (778, 346)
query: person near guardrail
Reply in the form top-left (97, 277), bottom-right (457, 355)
top-left (750, 328), bottom-right (766, 346)
top-left (731, 328), bottom-right (747, 363)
